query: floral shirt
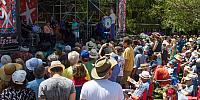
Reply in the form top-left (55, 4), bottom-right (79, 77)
top-left (0, 87), bottom-right (35, 100)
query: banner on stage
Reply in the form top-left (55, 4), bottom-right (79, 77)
top-left (0, 0), bottom-right (18, 47)
top-left (118, 0), bottom-right (126, 32)
top-left (20, 0), bottom-right (38, 25)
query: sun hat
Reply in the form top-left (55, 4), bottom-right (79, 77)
top-left (89, 49), bottom-right (98, 59)
top-left (138, 63), bottom-right (149, 69)
top-left (47, 53), bottom-right (59, 61)
top-left (81, 50), bottom-right (90, 59)
top-left (91, 57), bottom-right (117, 79)
top-left (189, 38), bottom-right (194, 42)
top-left (86, 41), bottom-right (95, 49)
top-left (1, 55), bottom-right (12, 65)
top-left (0, 63), bottom-right (23, 82)
top-left (174, 54), bottom-right (182, 62)
top-left (26, 58), bottom-right (43, 71)
top-left (65, 45), bottom-right (72, 51)
top-left (35, 51), bottom-right (45, 60)
top-left (12, 70), bottom-right (27, 85)
top-left (139, 71), bottom-right (151, 79)
top-left (48, 61), bottom-right (65, 73)
top-left (184, 76), bottom-right (192, 81)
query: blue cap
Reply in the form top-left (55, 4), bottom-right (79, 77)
top-left (81, 50), bottom-right (89, 59)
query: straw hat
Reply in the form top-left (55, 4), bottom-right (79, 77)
top-left (138, 63), bottom-right (149, 69)
top-left (139, 71), bottom-right (151, 79)
top-left (48, 61), bottom-right (65, 73)
top-left (174, 54), bottom-right (182, 62)
top-left (91, 57), bottom-right (117, 79)
top-left (0, 63), bottom-right (23, 82)
top-left (89, 49), bottom-right (98, 59)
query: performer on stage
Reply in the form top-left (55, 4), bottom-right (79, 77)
top-left (110, 9), bottom-right (116, 40)
top-left (72, 19), bottom-right (79, 42)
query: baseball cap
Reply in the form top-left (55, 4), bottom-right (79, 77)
top-left (12, 70), bottom-right (27, 85)
top-left (81, 50), bottom-right (89, 59)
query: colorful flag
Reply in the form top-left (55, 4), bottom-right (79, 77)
top-left (118, 0), bottom-right (126, 33)
top-left (20, 0), bottom-right (37, 25)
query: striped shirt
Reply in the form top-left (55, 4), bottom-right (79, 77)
top-left (132, 81), bottom-right (150, 97)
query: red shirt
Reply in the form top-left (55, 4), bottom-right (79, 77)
top-left (73, 78), bottom-right (88, 86)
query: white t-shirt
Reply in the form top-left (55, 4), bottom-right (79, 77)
top-left (118, 56), bottom-right (125, 76)
top-left (80, 80), bottom-right (124, 100)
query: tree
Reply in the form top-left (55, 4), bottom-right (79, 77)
top-left (150, 0), bottom-right (200, 33)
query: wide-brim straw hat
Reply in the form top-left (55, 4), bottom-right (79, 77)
top-left (48, 61), bottom-right (65, 73)
top-left (89, 49), bottom-right (98, 59)
top-left (174, 54), bottom-right (182, 62)
top-left (139, 71), bottom-right (151, 79)
top-left (138, 63), bottom-right (149, 69)
top-left (0, 63), bottom-right (23, 82)
top-left (91, 57), bottom-right (117, 79)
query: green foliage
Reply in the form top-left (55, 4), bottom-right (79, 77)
top-left (150, 0), bottom-right (200, 32)
top-left (126, 0), bottom-right (156, 33)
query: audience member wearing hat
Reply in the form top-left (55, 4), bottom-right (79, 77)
top-left (81, 50), bottom-right (90, 63)
top-left (163, 85), bottom-right (179, 100)
top-left (0, 70), bottom-right (36, 100)
top-left (89, 49), bottom-right (98, 59)
top-left (26, 58), bottom-right (43, 82)
top-left (38, 61), bottom-right (76, 100)
top-left (80, 57), bottom-right (124, 100)
top-left (154, 65), bottom-right (171, 87)
top-left (178, 74), bottom-right (194, 96)
top-left (26, 58), bottom-right (43, 71)
top-left (131, 71), bottom-right (151, 99)
top-left (0, 55), bottom-right (12, 67)
top-left (0, 63), bottom-right (23, 92)
top-left (27, 65), bottom-right (45, 100)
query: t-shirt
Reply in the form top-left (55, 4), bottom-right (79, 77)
top-left (123, 46), bottom-right (134, 71)
top-left (38, 76), bottom-right (76, 100)
top-left (0, 87), bottom-right (35, 100)
top-left (27, 78), bottom-right (45, 100)
top-left (72, 21), bottom-right (79, 32)
top-left (80, 80), bottom-right (124, 100)
top-left (118, 56), bottom-right (125, 76)
top-left (85, 60), bottom-right (95, 79)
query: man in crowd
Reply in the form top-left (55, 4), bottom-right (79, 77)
top-left (122, 37), bottom-right (134, 88)
top-left (38, 61), bottom-right (76, 100)
top-left (80, 57), bottom-right (124, 100)
top-left (130, 71), bottom-right (151, 99)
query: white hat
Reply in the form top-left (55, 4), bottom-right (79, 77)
top-left (65, 45), bottom-right (71, 51)
top-left (26, 58), bottom-right (43, 71)
top-left (139, 71), bottom-right (151, 79)
top-left (48, 61), bottom-right (65, 73)
top-left (12, 70), bottom-right (27, 85)
top-left (1, 55), bottom-right (12, 65)
top-left (89, 49), bottom-right (98, 59)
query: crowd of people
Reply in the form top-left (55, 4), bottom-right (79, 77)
top-left (0, 32), bottom-right (199, 100)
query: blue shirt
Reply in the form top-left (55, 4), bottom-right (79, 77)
top-left (27, 78), bottom-right (45, 100)
top-left (109, 64), bottom-right (120, 82)
top-left (133, 81), bottom-right (150, 97)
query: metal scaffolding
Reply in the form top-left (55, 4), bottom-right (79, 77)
top-left (37, 0), bottom-right (117, 40)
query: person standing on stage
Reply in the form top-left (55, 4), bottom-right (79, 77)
top-left (109, 9), bottom-right (116, 40)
